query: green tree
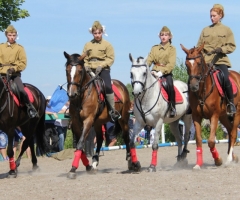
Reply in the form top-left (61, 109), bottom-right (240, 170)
top-left (126, 83), bottom-right (134, 101)
top-left (0, 0), bottom-right (29, 31)
top-left (172, 58), bottom-right (188, 83)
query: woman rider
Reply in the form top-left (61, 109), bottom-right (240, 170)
top-left (197, 4), bottom-right (236, 115)
top-left (0, 25), bottom-right (37, 118)
top-left (147, 26), bottom-right (177, 118)
top-left (82, 21), bottom-right (120, 122)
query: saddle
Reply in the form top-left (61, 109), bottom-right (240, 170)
top-left (2, 78), bottom-right (34, 106)
top-left (159, 78), bottom-right (183, 104)
top-left (213, 70), bottom-right (237, 97)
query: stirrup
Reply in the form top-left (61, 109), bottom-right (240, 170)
top-left (109, 110), bottom-right (121, 122)
top-left (226, 102), bottom-right (236, 116)
top-left (26, 104), bottom-right (38, 118)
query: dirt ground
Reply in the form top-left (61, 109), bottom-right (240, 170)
top-left (0, 143), bottom-right (240, 200)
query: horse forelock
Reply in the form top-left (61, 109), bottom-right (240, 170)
top-left (65, 53), bottom-right (84, 67)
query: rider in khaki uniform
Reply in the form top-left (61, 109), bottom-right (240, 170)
top-left (82, 21), bottom-right (120, 121)
top-left (147, 26), bottom-right (177, 117)
top-left (0, 25), bottom-right (37, 118)
top-left (197, 4), bottom-right (236, 115)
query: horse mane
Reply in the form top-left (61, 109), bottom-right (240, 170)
top-left (65, 53), bottom-right (85, 67)
top-left (136, 56), bottom-right (144, 63)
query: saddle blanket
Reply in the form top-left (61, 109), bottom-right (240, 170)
top-left (100, 84), bottom-right (122, 102)
top-left (13, 87), bottom-right (34, 106)
top-left (213, 71), bottom-right (237, 97)
top-left (160, 81), bottom-right (183, 104)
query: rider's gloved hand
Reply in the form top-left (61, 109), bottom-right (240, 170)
top-left (213, 47), bottom-right (222, 54)
top-left (7, 68), bottom-right (15, 75)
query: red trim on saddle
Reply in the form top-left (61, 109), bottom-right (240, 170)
top-left (159, 81), bottom-right (183, 104)
top-left (100, 84), bottom-right (122, 102)
top-left (210, 147), bottom-right (219, 159)
top-left (196, 147), bottom-right (203, 166)
top-left (151, 150), bottom-right (158, 166)
top-left (12, 87), bottom-right (34, 106)
top-left (213, 71), bottom-right (237, 97)
top-left (81, 152), bottom-right (89, 166)
top-left (72, 150), bottom-right (82, 169)
top-left (9, 157), bottom-right (16, 170)
top-left (130, 148), bottom-right (138, 163)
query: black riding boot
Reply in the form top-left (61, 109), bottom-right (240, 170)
top-left (225, 84), bottom-right (236, 115)
top-left (169, 88), bottom-right (176, 118)
top-left (23, 93), bottom-right (38, 118)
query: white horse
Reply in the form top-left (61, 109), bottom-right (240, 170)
top-left (129, 54), bottom-right (192, 172)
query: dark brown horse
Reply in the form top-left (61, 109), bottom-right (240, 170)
top-left (63, 52), bottom-right (131, 179)
top-left (0, 75), bottom-right (46, 177)
top-left (181, 43), bottom-right (240, 169)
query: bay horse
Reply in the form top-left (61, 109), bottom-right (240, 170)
top-left (0, 75), bottom-right (46, 178)
top-left (63, 52), bottom-right (131, 179)
top-left (129, 54), bottom-right (192, 172)
top-left (181, 43), bottom-right (240, 169)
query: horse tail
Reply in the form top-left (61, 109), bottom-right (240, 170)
top-left (35, 113), bottom-right (46, 155)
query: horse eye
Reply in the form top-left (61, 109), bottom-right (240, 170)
top-left (143, 72), bottom-right (146, 76)
top-left (130, 72), bottom-right (133, 79)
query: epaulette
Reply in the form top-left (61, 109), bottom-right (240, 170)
top-left (18, 44), bottom-right (23, 47)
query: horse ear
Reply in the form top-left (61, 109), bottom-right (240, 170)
top-left (197, 43), bottom-right (204, 53)
top-left (64, 51), bottom-right (70, 59)
top-left (180, 44), bottom-right (189, 54)
top-left (129, 53), bottom-right (133, 62)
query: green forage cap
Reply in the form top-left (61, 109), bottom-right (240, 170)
top-left (213, 4), bottom-right (224, 11)
top-left (160, 26), bottom-right (172, 36)
top-left (5, 25), bottom-right (17, 33)
top-left (92, 21), bottom-right (103, 31)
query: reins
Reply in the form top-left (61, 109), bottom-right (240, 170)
top-left (131, 64), bottom-right (161, 123)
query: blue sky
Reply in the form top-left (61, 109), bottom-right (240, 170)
top-left (0, 0), bottom-right (239, 97)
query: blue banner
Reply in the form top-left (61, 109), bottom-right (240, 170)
top-left (48, 86), bottom-right (68, 112)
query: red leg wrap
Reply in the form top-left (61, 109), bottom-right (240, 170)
top-left (151, 150), bottom-right (158, 166)
top-left (210, 147), bottom-right (219, 159)
top-left (9, 157), bottom-right (16, 170)
top-left (196, 147), bottom-right (203, 166)
top-left (72, 150), bottom-right (82, 169)
top-left (130, 148), bottom-right (138, 163)
top-left (81, 152), bottom-right (89, 166)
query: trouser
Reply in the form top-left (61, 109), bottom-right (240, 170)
top-left (215, 64), bottom-right (233, 100)
top-left (99, 69), bottom-right (112, 94)
top-left (12, 76), bottom-right (30, 104)
top-left (56, 126), bottom-right (67, 151)
top-left (163, 73), bottom-right (175, 108)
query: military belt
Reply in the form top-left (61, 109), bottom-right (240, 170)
top-left (0, 63), bottom-right (14, 67)
top-left (155, 63), bottom-right (166, 67)
top-left (89, 58), bottom-right (105, 62)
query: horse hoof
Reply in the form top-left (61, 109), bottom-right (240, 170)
top-left (174, 159), bottom-right (188, 168)
top-left (147, 165), bottom-right (156, 172)
top-left (214, 157), bottom-right (223, 166)
top-left (193, 165), bottom-right (201, 170)
top-left (67, 172), bottom-right (76, 179)
top-left (86, 165), bottom-right (95, 174)
top-left (132, 161), bottom-right (141, 172)
top-left (233, 155), bottom-right (239, 163)
top-left (32, 165), bottom-right (40, 171)
top-left (8, 170), bottom-right (17, 178)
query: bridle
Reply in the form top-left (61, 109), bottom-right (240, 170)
top-left (131, 63), bottom-right (161, 123)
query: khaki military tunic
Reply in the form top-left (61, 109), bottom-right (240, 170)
top-left (82, 38), bottom-right (114, 69)
top-left (197, 22), bottom-right (236, 67)
top-left (147, 42), bottom-right (176, 74)
top-left (0, 42), bottom-right (27, 75)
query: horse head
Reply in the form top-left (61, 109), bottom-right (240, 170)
top-left (64, 51), bottom-right (86, 98)
top-left (180, 43), bottom-right (207, 92)
top-left (129, 53), bottom-right (149, 96)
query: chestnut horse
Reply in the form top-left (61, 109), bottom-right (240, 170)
top-left (181, 43), bottom-right (240, 169)
top-left (63, 52), bottom-right (131, 179)
top-left (0, 75), bottom-right (46, 178)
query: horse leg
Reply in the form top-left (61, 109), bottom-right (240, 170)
top-left (129, 122), bottom-right (142, 172)
top-left (225, 102), bottom-right (240, 165)
top-left (193, 116), bottom-right (203, 170)
top-left (7, 134), bottom-right (17, 178)
top-left (180, 114), bottom-right (192, 160)
top-left (91, 126), bottom-right (103, 171)
top-left (148, 122), bottom-right (162, 172)
top-left (208, 117), bottom-right (222, 166)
